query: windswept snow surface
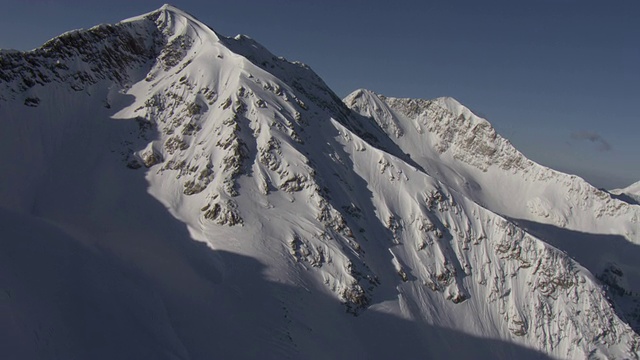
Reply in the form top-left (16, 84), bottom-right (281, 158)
top-left (1, 5), bottom-right (639, 359)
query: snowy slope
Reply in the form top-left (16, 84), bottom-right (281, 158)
top-left (344, 90), bottom-right (639, 238)
top-left (612, 181), bottom-right (640, 205)
top-left (1, 5), bottom-right (639, 359)
top-left (345, 89), bottom-right (640, 332)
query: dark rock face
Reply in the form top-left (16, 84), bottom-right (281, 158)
top-left (0, 14), bottom-right (165, 98)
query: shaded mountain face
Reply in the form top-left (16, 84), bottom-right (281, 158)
top-left (1, 5), bottom-right (639, 359)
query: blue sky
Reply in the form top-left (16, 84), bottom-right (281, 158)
top-left (1, 0), bottom-right (638, 188)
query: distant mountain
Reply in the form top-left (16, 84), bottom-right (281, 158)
top-left (611, 181), bottom-right (640, 205)
top-left (1, 5), bottom-right (638, 359)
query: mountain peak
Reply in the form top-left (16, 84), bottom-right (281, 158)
top-left (121, 3), bottom-right (220, 43)
top-left (124, 3), bottom-right (192, 20)
top-left (159, 3), bottom-right (177, 10)
top-left (611, 180), bottom-right (640, 204)
top-left (345, 89), bottom-right (639, 228)
top-left (154, 3), bottom-right (201, 23)
top-left (433, 96), bottom-right (480, 121)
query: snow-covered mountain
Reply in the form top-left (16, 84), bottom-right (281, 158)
top-left (1, 5), bottom-right (638, 359)
top-left (344, 90), bottom-right (640, 332)
top-left (611, 181), bottom-right (640, 205)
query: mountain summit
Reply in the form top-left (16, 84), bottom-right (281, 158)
top-left (1, 5), bottom-right (639, 359)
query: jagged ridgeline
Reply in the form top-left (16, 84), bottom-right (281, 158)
top-left (1, 4), bottom-right (639, 359)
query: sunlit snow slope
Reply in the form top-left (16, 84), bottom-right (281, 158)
top-left (1, 5), bottom-right (639, 359)
top-left (345, 89), bottom-right (640, 334)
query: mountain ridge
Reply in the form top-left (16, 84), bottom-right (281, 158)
top-left (345, 88), bottom-right (639, 231)
top-left (611, 181), bottom-right (640, 205)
